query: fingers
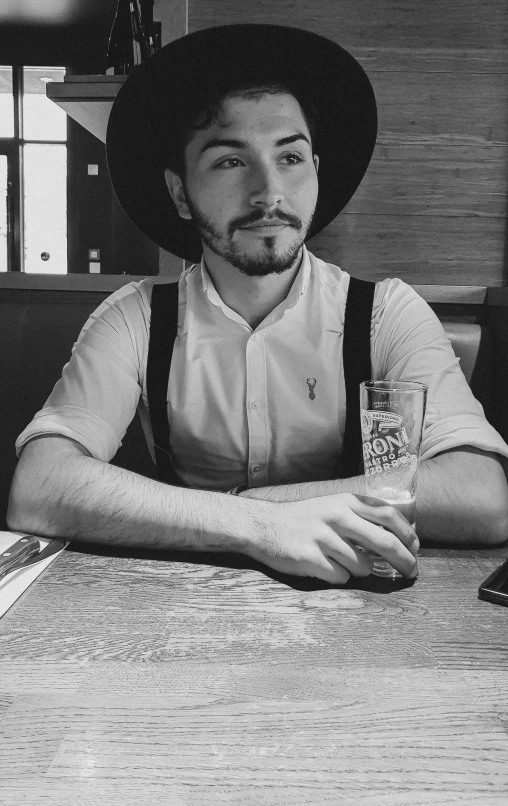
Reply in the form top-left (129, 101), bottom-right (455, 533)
top-left (323, 536), bottom-right (373, 578)
top-left (264, 495), bottom-right (418, 584)
top-left (324, 557), bottom-right (351, 585)
top-left (279, 551), bottom-right (352, 585)
top-left (349, 494), bottom-right (419, 555)
top-left (310, 555), bottom-right (351, 586)
top-left (337, 510), bottom-right (417, 578)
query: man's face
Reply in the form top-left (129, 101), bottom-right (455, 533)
top-left (165, 92), bottom-right (319, 276)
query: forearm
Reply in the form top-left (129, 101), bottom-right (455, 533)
top-left (7, 439), bottom-right (272, 554)
top-left (239, 448), bottom-right (508, 546)
top-left (412, 448), bottom-right (508, 545)
top-left (239, 474), bottom-right (366, 502)
top-left (7, 438), bottom-right (421, 583)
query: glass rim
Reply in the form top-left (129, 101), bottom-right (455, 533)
top-left (360, 380), bottom-right (428, 393)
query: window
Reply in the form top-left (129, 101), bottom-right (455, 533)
top-left (0, 66), bottom-right (67, 273)
top-left (0, 155), bottom-right (7, 272)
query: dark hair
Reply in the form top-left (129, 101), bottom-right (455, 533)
top-left (164, 80), bottom-right (319, 178)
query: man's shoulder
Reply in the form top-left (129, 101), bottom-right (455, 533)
top-left (149, 279), bottom-right (180, 298)
top-left (80, 278), bottom-right (169, 344)
top-left (306, 253), bottom-right (430, 337)
top-left (372, 276), bottom-right (430, 316)
top-left (94, 277), bottom-right (178, 320)
top-left (97, 277), bottom-right (155, 309)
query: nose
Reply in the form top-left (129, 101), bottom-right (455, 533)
top-left (249, 162), bottom-right (284, 210)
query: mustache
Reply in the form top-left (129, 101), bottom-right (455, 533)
top-left (229, 210), bottom-right (302, 235)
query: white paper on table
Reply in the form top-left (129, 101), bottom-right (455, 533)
top-left (0, 531), bottom-right (68, 619)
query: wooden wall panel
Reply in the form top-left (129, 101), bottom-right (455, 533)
top-left (351, 48), bottom-right (508, 75)
top-left (308, 216), bottom-right (506, 285)
top-left (348, 146), bottom-right (507, 218)
top-left (189, 0), bottom-right (508, 286)
top-left (373, 72), bottom-right (507, 144)
top-left (189, 1), bottom-right (508, 50)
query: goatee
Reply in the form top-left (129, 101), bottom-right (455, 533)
top-left (184, 194), bottom-right (314, 277)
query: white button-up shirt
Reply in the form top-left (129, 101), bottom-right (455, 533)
top-left (16, 247), bottom-right (508, 490)
top-left (169, 247), bottom-right (347, 488)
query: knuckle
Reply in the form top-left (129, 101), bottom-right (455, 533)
top-left (408, 532), bottom-right (420, 552)
top-left (374, 530), bottom-right (398, 553)
top-left (379, 504), bottom-right (397, 521)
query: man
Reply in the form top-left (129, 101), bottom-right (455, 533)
top-left (7, 25), bottom-right (508, 584)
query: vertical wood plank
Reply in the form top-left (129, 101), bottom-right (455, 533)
top-left (158, 0), bottom-right (188, 45)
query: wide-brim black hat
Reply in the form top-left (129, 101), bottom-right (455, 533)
top-left (106, 24), bottom-right (377, 263)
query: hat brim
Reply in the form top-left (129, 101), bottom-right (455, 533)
top-left (106, 24), bottom-right (377, 263)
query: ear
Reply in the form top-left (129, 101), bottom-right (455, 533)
top-left (313, 154), bottom-right (319, 173)
top-left (164, 168), bottom-right (192, 220)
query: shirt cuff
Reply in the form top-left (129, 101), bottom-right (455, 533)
top-left (421, 415), bottom-right (508, 463)
top-left (15, 406), bottom-right (121, 461)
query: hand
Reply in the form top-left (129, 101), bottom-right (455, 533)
top-left (249, 493), bottom-right (419, 584)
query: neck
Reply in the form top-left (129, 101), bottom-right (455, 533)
top-left (202, 247), bottom-right (304, 329)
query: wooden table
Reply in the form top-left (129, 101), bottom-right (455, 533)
top-left (1, 542), bottom-right (508, 805)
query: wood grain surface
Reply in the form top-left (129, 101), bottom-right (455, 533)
top-left (190, 0), bottom-right (508, 49)
top-left (189, 0), bottom-right (508, 288)
top-left (308, 215), bottom-right (507, 284)
top-left (0, 543), bottom-right (507, 804)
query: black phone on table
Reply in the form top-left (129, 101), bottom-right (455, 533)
top-left (478, 559), bottom-right (508, 607)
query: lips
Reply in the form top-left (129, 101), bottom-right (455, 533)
top-left (241, 221), bottom-right (290, 230)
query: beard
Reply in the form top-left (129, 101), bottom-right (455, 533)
top-left (183, 191), bottom-right (315, 277)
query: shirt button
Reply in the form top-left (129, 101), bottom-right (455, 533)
top-left (250, 400), bottom-right (259, 410)
top-left (251, 333), bottom-right (258, 341)
top-left (252, 465), bottom-right (261, 473)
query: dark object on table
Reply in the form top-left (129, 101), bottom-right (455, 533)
top-left (478, 559), bottom-right (508, 606)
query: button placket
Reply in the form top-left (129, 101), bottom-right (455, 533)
top-left (245, 332), bottom-right (268, 485)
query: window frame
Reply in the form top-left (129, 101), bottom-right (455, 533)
top-left (1, 65), bottom-right (67, 273)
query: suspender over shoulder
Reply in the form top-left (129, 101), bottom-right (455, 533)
top-left (146, 282), bottom-right (180, 485)
top-left (147, 275), bottom-right (375, 485)
top-left (337, 277), bottom-right (375, 478)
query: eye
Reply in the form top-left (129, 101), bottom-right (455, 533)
top-left (215, 156), bottom-right (244, 169)
top-left (279, 152), bottom-right (304, 165)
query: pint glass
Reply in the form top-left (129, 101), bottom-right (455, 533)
top-left (359, 380), bottom-right (427, 578)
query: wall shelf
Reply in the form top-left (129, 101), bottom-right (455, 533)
top-left (45, 0), bottom-right (189, 143)
top-left (46, 75), bottom-right (126, 143)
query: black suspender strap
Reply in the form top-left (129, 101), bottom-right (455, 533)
top-left (147, 276), bottom-right (373, 484)
top-left (147, 282), bottom-right (180, 485)
top-left (338, 276), bottom-right (376, 479)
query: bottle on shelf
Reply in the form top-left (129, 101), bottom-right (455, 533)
top-left (106, 0), bottom-right (155, 75)
top-left (129, 1), bottom-right (151, 65)
top-left (139, 0), bottom-right (161, 56)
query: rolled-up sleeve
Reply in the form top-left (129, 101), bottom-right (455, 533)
top-left (16, 280), bottom-right (152, 462)
top-left (371, 278), bottom-right (508, 462)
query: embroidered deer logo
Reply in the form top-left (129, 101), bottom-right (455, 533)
top-left (306, 377), bottom-right (317, 400)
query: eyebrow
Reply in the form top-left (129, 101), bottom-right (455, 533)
top-left (200, 132), bottom-right (311, 155)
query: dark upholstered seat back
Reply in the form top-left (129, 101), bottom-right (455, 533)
top-left (0, 294), bottom-right (155, 529)
top-left (442, 321), bottom-right (493, 420)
